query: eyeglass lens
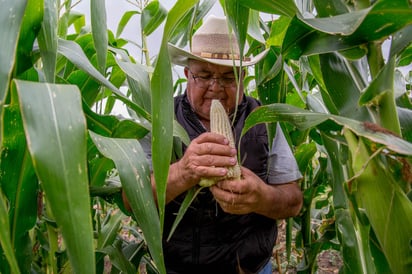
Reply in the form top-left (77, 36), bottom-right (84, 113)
top-left (189, 70), bottom-right (237, 88)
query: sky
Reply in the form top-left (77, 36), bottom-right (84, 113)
top-left (72, 1), bottom-right (225, 63)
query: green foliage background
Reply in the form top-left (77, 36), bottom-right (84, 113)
top-left (0, 0), bottom-right (411, 273)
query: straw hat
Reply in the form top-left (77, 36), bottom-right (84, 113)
top-left (168, 15), bottom-right (268, 67)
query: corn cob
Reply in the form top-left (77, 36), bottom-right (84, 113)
top-left (199, 99), bottom-right (241, 187)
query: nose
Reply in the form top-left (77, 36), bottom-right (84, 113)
top-left (209, 78), bottom-right (224, 90)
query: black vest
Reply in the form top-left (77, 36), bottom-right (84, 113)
top-left (163, 95), bottom-right (277, 274)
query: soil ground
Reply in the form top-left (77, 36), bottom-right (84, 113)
top-left (271, 221), bottom-right (343, 274)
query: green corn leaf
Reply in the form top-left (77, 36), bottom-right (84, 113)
top-left (294, 142), bottom-right (317, 174)
top-left (349, 0), bottom-right (412, 42)
top-left (116, 10), bottom-right (140, 38)
top-left (141, 0), bottom-right (167, 36)
top-left (344, 129), bottom-right (412, 274)
top-left (13, 80), bottom-right (95, 273)
top-left (167, 186), bottom-right (205, 241)
top-left (281, 17), bottom-right (361, 60)
top-left (83, 101), bottom-right (150, 138)
top-left (266, 16), bottom-right (291, 49)
top-left (283, 0), bottom-right (412, 60)
top-left (57, 38), bottom-right (151, 121)
top-left (112, 119), bottom-right (150, 139)
top-left (97, 210), bottom-right (124, 250)
top-left (313, 0), bottom-right (350, 17)
top-left (91, 0), bottom-right (108, 74)
top-left (0, 0), bottom-right (27, 104)
top-left (225, 0), bottom-right (249, 60)
top-left (242, 103), bottom-right (412, 155)
top-left (238, 0), bottom-right (298, 18)
top-left (37, 0), bottom-right (58, 83)
top-left (256, 52), bottom-right (286, 141)
top-left (398, 44), bottom-right (412, 67)
top-left (318, 53), bottom-right (369, 119)
top-left (0, 190), bottom-right (21, 274)
top-left (68, 11), bottom-right (86, 34)
top-left (243, 103), bottom-right (329, 132)
top-left (389, 25), bottom-right (412, 59)
top-left (321, 134), bottom-right (376, 273)
top-left (300, 0), bottom-right (412, 41)
top-left (359, 58), bottom-right (401, 135)
top-left (14, 0), bottom-right (43, 77)
top-left (256, 46), bottom-right (283, 86)
top-left (115, 59), bottom-right (152, 113)
top-left (248, 10), bottom-right (265, 44)
top-left (335, 208), bottom-right (376, 273)
top-left (168, 0), bottom-right (216, 46)
top-left (100, 244), bottom-right (136, 273)
top-left (298, 8), bottom-right (369, 36)
top-left (0, 99), bottom-right (37, 273)
top-left (89, 131), bottom-right (165, 274)
top-left (398, 107), bottom-right (412, 143)
top-left (173, 119), bottom-right (190, 146)
top-left (151, 0), bottom-right (199, 232)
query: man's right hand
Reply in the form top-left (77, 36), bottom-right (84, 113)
top-left (165, 132), bottom-right (238, 202)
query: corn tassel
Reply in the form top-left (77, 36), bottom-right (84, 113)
top-left (199, 99), bottom-right (241, 187)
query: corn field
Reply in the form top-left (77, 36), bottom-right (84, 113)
top-left (0, 0), bottom-right (411, 273)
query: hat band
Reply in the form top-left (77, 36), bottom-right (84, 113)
top-left (193, 52), bottom-right (251, 61)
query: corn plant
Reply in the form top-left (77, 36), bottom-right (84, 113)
top-left (239, 0), bottom-right (412, 273)
top-left (1, 0), bottom-right (412, 274)
top-left (0, 0), bottom-right (197, 273)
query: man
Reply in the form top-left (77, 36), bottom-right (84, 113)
top-left (164, 15), bottom-right (302, 274)
top-left (127, 15), bottom-right (303, 274)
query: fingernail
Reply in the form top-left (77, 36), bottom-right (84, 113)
top-left (230, 157), bottom-right (237, 165)
top-left (230, 148), bottom-right (237, 155)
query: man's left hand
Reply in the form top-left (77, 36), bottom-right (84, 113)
top-left (210, 166), bottom-right (303, 219)
top-left (210, 166), bottom-right (264, 215)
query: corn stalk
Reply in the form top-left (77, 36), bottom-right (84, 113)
top-left (344, 129), bottom-right (412, 274)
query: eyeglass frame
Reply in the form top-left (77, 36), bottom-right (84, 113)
top-left (187, 68), bottom-right (242, 88)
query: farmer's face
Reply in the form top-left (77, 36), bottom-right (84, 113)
top-left (185, 60), bottom-right (244, 123)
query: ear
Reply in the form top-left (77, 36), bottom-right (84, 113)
top-left (184, 67), bottom-right (190, 78)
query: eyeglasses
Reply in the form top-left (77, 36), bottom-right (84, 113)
top-left (188, 69), bottom-right (238, 88)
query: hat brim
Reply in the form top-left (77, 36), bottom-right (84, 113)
top-left (168, 43), bottom-right (269, 67)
